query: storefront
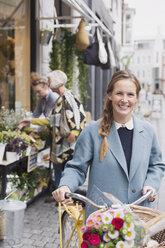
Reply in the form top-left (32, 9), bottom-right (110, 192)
top-left (0, 0), bottom-right (30, 111)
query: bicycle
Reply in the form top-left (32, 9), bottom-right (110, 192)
top-left (58, 188), bottom-right (165, 248)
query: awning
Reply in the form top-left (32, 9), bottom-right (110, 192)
top-left (37, 0), bottom-right (113, 37)
top-left (62, 0), bottom-right (113, 37)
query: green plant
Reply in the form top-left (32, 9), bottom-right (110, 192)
top-left (2, 130), bottom-right (31, 146)
top-left (49, 28), bottom-right (76, 89)
top-left (49, 28), bottom-right (89, 106)
top-left (8, 167), bottom-right (50, 201)
top-left (0, 132), bottom-right (4, 143)
top-left (76, 50), bottom-right (89, 106)
top-left (38, 128), bottom-right (51, 146)
top-left (0, 108), bottom-right (32, 131)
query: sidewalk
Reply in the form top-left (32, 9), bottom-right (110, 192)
top-left (0, 193), bottom-right (60, 248)
top-left (22, 194), bottom-right (60, 248)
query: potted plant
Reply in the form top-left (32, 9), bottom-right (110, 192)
top-left (3, 130), bottom-right (31, 162)
top-left (5, 137), bottom-right (28, 162)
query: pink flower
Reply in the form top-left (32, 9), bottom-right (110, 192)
top-left (81, 226), bottom-right (87, 233)
top-left (87, 226), bottom-right (92, 231)
top-left (102, 225), bottom-right (108, 232)
top-left (112, 217), bottom-right (124, 230)
top-left (94, 222), bottom-right (101, 229)
top-left (88, 234), bottom-right (101, 246)
top-left (95, 214), bottom-right (102, 222)
top-left (83, 232), bottom-right (91, 241)
top-left (81, 241), bottom-right (89, 248)
top-left (108, 210), bottom-right (115, 216)
top-left (86, 218), bottom-right (95, 227)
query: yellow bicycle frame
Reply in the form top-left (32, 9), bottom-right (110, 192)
top-left (59, 201), bottom-right (85, 248)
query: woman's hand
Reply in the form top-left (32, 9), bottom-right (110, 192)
top-left (18, 118), bottom-right (32, 130)
top-left (52, 185), bottom-right (71, 203)
top-left (66, 133), bottom-right (76, 143)
top-left (142, 186), bottom-right (157, 202)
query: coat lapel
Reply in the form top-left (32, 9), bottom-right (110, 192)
top-left (108, 123), bottom-right (129, 179)
top-left (129, 116), bottom-right (145, 181)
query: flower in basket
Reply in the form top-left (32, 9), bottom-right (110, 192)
top-left (81, 208), bottom-right (149, 248)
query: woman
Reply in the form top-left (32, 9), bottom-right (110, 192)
top-left (52, 70), bottom-right (165, 207)
top-left (31, 72), bottom-right (59, 118)
top-left (19, 70), bottom-right (86, 190)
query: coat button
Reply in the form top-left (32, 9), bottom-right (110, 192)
top-left (132, 189), bottom-right (136, 193)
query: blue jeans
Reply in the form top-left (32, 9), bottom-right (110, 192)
top-left (54, 169), bottom-right (62, 189)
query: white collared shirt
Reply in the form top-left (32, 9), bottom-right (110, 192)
top-left (114, 118), bottom-right (134, 130)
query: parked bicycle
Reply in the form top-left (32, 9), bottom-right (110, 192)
top-left (58, 188), bottom-right (165, 248)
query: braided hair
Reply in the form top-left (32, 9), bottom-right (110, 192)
top-left (99, 70), bottom-right (141, 161)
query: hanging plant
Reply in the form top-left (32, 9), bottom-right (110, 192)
top-left (76, 50), bottom-right (89, 106)
top-left (49, 28), bottom-right (89, 106)
top-left (49, 28), bottom-right (76, 89)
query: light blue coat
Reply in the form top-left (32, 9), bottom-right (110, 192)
top-left (59, 115), bottom-right (165, 207)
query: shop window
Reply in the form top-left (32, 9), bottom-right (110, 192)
top-left (0, 0), bottom-right (30, 110)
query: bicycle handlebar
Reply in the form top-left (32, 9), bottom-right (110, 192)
top-left (65, 189), bottom-right (153, 209)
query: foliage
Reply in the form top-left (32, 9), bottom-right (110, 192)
top-left (2, 130), bottom-right (31, 146)
top-left (22, 127), bottom-right (43, 150)
top-left (76, 50), bottom-right (89, 106)
top-left (49, 28), bottom-right (89, 106)
top-left (0, 132), bottom-right (5, 143)
top-left (8, 167), bottom-right (50, 201)
top-left (5, 138), bottom-right (28, 156)
top-left (38, 128), bottom-right (51, 146)
top-left (0, 108), bottom-right (32, 131)
top-left (2, 130), bottom-right (30, 157)
top-left (49, 28), bottom-right (76, 89)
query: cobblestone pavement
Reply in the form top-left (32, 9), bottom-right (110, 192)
top-left (0, 193), bottom-right (60, 248)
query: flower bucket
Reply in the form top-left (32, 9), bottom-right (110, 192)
top-left (0, 199), bottom-right (26, 245)
top-left (0, 143), bottom-right (6, 163)
top-left (6, 152), bottom-right (19, 163)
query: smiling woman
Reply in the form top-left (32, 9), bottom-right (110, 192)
top-left (108, 79), bottom-right (138, 123)
top-left (52, 70), bottom-right (165, 215)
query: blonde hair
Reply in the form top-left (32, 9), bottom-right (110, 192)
top-left (31, 72), bottom-right (48, 87)
top-left (99, 70), bottom-right (141, 161)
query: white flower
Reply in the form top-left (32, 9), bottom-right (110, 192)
top-left (114, 209), bottom-right (125, 219)
top-left (116, 240), bottom-right (126, 248)
top-left (103, 233), bottom-right (111, 242)
top-left (102, 212), bottom-right (113, 224)
top-left (125, 240), bottom-right (134, 247)
top-left (108, 230), bottom-right (119, 239)
top-left (123, 229), bottom-right (136, 241)
top-left (123, 222), bottom-right (134, 231)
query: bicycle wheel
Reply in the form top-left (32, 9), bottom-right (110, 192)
top-left (61, 210), bottom-right (80, 248)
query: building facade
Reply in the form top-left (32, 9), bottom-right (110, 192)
top-left (0, 0), bottom-right (30, 110)
top-left (0, 0), bottom-right (122, 120)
